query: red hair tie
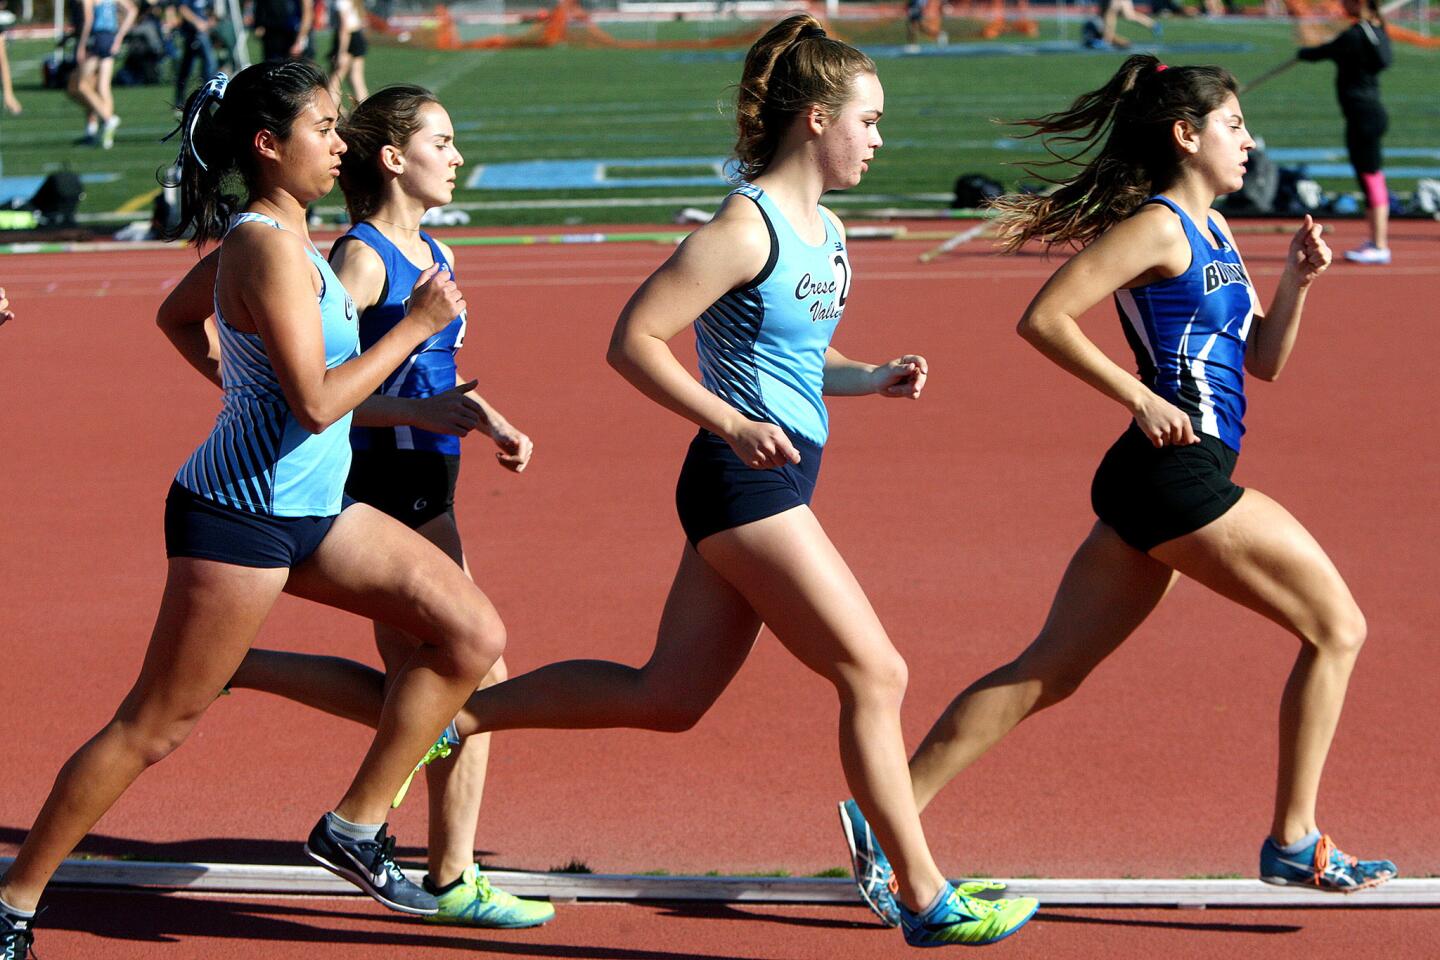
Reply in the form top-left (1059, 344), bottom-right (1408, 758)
top-left (1155, 63), bottom-right (1170, 72)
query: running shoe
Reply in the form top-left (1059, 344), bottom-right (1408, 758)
top-left (1259, 832), bottom-right (1397, 892)
top-left (838, 798), bottom-right (901, 927)
top-left (304, 814), bottom-right (438, 915)
top-left (392, 722), bottom-right (461, 809)
top-left (424, 863), bottom-right (556, 928)
top-left (899, 881), bottom-right (1039, 948)
top-left (1, 911), bottom-right (34, 960)
top-left (1343, 242), bottom-right (1391, 265)
top-left (101, 114), bottom-right (121, 150)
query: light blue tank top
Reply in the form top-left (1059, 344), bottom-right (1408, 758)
top-left (91, 0), bottom-right (119, 33)
top-left (342, 222), bottom-right (467, 455)
top-left (1114, 196), bottom-right (1260, 452)
top-left (693, 183), bottom-right (850, 447)
top-left (176, 212), bottom-right (360, 516)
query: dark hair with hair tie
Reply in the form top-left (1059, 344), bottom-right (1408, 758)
top-left (991, 54), bottom-right (1239, 252)
top-left (160, 59), bottom-right (330, 247)
top-left (732, 14), bottom-right (874, 181)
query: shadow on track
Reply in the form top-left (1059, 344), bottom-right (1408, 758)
top-left (654, 901), bottom-right (876, 931)
top-left (1036, 910), bottom-right (1303, 935)
top-left (36, 890), bottom-right (770, 960)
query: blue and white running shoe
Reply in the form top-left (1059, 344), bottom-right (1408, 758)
top-left (1260, 832), bottom-right (1397, 893)
top-left (838, 798), bottom-right (902, 927)
top-left (305, 814), bottom-right (439, 915)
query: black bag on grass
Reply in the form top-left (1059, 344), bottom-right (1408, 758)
top-left (953, 173), bottom-right (1004, 210)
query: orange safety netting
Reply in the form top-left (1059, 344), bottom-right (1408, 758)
top-left (1282, 0), bottom-right (1440, 47)
top-left (367, 0), bottom-right (1045, 52)
top-left (942, 0), bottom-right (1038, 38)
top-left (369, 0), bottom-right (794, 51)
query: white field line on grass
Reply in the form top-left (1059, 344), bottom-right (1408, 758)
top-left (6, 858), bottom-right (1438, 907)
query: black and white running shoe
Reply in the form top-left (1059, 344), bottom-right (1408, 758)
top-left (304, 814), bottom-right (439, 915)
top-left (1, 910), bottom-right (35, 960)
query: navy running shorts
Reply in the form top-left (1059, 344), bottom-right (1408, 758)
top-left (86, 29), bottom-right (117, 57)
top-left (675, 427), bottom-right (823, 547)
top-left (164, 480), bottom-right (348, 568)
top-left (345, 450), bottom-right (459, 529)
top-left (1090, 424), bottom-right (1244, 553)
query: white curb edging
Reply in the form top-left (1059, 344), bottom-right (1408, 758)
top-left (4, 859), bottom-right (1437, 907)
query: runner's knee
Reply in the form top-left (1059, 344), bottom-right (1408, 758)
top-left (112, 710), bottom-right (205, 767)
top-left (479, 655), bottom-right (509, 689)
top-left (456, 607), bottom-right (506, 681)
top-left (432, 594), bottom-right (506, 682)
top-left (837, 647), bottom-right (909, 708)
top-left (1010, 644), bottom-right (1092, 709)
top-left (1306, 605), bottom-right (1367, 658)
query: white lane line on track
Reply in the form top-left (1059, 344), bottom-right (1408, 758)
top-left (16, 858), bottom-right (1440, 907)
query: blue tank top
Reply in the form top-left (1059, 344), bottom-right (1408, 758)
top-left (342, 222), bottom-right (467, 455)
top-left (91, 0), bottom-right (118, 32)
top-left (176, 213), bottom-right (360, 517)
top-left (1114, 196), bottom-right (1260, 452)
top-left (693, 183), bottom-right (850, 447)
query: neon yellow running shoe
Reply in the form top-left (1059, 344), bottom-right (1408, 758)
top-left (391, 726), bottom-right (458, 809)
top-left (424, 863), bottom-right (556, 928)
top-left (899, 881), bottom-right (1038, 948)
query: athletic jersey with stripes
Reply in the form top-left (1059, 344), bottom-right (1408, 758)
top-left (694, 183), bottom-right (850, 447)
top-left (342, 222), bottom-right (467, 455)
top-left (176, 212), bottom-right (360, 516)
top-left (1115, 196), bottom-right (1260, 452)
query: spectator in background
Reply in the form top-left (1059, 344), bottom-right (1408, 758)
top-left (252, 0), bottom-right (312, 61)
top-left (68, 0), bottom-right (138, 147)
top-left (1148, 0), bottom-right (1197, 17)
top-left (1099, 0), bottom-right (1159, 47)
top-left (1298, 0), bottom-right (1392, 263)
top-left (1, 2), bottom-right (22, 115)
top-left (327, 0), bottom-right (367, 105)
top-left (115, 0), bottom-right (171, 86)
top-left (173, 0), bottom-right (217, 104)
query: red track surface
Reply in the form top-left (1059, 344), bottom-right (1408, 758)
top-left (2, 220), bottom-right (1437, 955)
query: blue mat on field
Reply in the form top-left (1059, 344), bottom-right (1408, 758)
top-left (670, 40), bottom-right (1252, 63)
top-left (0, 173), bottom-right (120, 206)
top-left (1266, 147), bottom-right (1440, 179)
top-left (470, 156), bottom-right (732, 190)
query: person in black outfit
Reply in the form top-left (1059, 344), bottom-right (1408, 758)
top-left (251, 0), bottom-right (312, 61)
top-left (1299, 0), bottom-right (1392, 264)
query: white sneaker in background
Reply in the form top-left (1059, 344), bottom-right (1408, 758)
top-left (1343, 242), bottom-right (1391, 265)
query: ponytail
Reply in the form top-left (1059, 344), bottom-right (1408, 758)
top-left (733, 14), bottom-right (874, 180)
top-left (160, 59), bottom-right (329, 246)
top-left (991, 55), bottom-right (1238, 252)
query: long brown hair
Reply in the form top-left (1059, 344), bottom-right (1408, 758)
top-left (732, 14), bottom-right (875, 180)
top-left (991, 55), bottom-right (1239, 252)
top-left (338, 84), bottom-right (441, 224)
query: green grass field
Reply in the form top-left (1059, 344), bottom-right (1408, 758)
top-left (1, 15), bottom-right (1436, 226)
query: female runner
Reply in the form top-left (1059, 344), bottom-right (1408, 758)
top-left (0, 61), bottom-right (504, 957)
top-left (1298, 0), bottom-right (1393, 264)
top-left (222, 84), bottom-right (549, 928)
top-left (840, 56), bottom-right (1396, 922)
top-left (429, 14), bottom-right (1038, 949)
